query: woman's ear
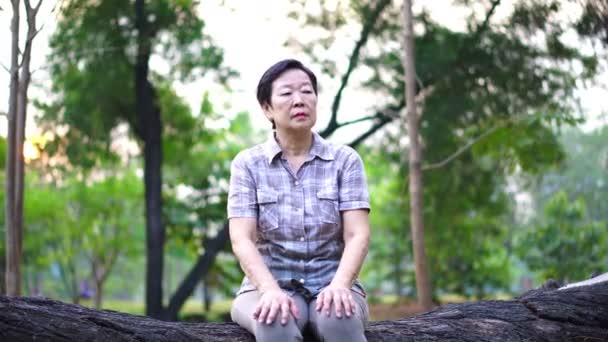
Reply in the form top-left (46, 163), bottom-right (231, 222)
top-left (262, 103), bottom-right (273, 121)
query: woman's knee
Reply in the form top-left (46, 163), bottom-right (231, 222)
top-left (312, 303), bottom-right (368, 341)
top-left (254, 320), bottom-right (303, 342)
top-left (316, 314), bottom-right (365, 334)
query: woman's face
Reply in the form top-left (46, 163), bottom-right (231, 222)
top-left (263, 69), bottom-right (317, 132)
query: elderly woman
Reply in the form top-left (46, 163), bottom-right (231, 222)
top-left (228, 59), bottom-right (370, 342)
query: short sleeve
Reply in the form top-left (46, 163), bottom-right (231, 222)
top-left (227, 152), bottom-right (258, 219)
top-left (338, 148), bottom-right (371, 212)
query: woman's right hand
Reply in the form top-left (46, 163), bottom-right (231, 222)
top-left (253, 287), bottom-right (299, 325)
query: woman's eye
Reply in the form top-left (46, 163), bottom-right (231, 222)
top-left (302, 90), bottom-right (313, 94)
top-left (280, 92), bottom-right (292, 96)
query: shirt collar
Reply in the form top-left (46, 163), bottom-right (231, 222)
top-left (264, 131), bottom-right (335, 165)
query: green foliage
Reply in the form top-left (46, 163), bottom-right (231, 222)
top-left (288, 0), bottom-right (604, 298)
top-left (574, 1), bottom-right (608, 44)
top-left (162, 106), bottom-right (259, 296)
top-left (38, 0), bottom-right (234, 168)
top-left (429, 214), bottom-right (512, 298)
top-left (532, 126), bottom-right (608, 222)
top-left (35, 0), bottom-right (241, 305)
top-left (163, 102), bottom-right (257, 249)
top-left (517, 191), bottom-right (607, 283)
top-left (360, 144), bottom-right (413, 298)
top-left (19, 0), bottom-right (606, 304)
top-left (22, 170), bottom-right (144, 301)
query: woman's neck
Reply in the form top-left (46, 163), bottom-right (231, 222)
top-left (275, 129), bottom-right (312, 158)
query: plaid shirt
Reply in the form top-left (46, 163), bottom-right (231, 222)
top-left (228, 131), bottom-right (370, 298)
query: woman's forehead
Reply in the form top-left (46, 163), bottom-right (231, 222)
top-left (273, 69), bottom-right (312, 88)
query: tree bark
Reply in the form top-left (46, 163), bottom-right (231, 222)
top-left (1, 277), bottom-right (607, 341)
top-left (13, 0), bottom-right (39, 295)
top-left (0, 257), bottom-right (6, 294)
top-left (402, 0), bottom-right (432, 310)
top-left (319, 0), bottom-right (392, 138)
top-left (5, 0), bottom-right (21, 297)
top-left (4, 0), bottom-right (41, 298)
top-left (134, 0), bottom-right (165, 319)
top-left (92, 259), bottom-right (107, 309)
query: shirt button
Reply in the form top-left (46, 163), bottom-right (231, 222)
top-left (299, 278), bottom-right (305, 284)
top-left (294, 181), bottom-right (299, 186)
top-left (300, 237), bottom-right (305, 242)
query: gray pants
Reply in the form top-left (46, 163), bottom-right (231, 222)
top-left (231, 290), bottom-right (369, 342)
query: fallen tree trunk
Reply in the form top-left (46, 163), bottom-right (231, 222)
top-left (1, 275), bottom-right (607, 342)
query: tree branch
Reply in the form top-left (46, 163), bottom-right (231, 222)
top-left (324, 0), bottom-right (501, 145)
top-left (421, 111), bottom-right (543, 172)
top-left (336, 115), bottom-right (380, 129)
top-left (24, 0), bottom-right (41, 41)
top-left (422, 124), bottom-right (501, 171)
top-left (320, 0), bottom-right (392, 138)
top-left (348, 112), bottom-right (394, 149)
top-left (474, 0), bottom-right (501, 41)
top-left (34, 0), bottom-right (43, 13)
top-left (164, 223), bottom-right (230, 321)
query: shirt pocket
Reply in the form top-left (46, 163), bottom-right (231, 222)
top-left (257, 190), bottom-right (279, 231)
top-left (316, 189), bottom-right (339, 224)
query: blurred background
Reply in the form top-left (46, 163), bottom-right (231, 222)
top-left (1, 0), bottom-right (607, 322)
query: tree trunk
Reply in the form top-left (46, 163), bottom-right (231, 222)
top-left (392, 238), bottom-right (403, 298)
top-left (402, 0), bottom-right (432, 310)
top-left (66, 263), bottom-right (80, 305)
top-left (202, 278), bottom-right (211, 313)
top-left (135, 0), bottom-right (165, 319)
top-left (91, 261), bottom-right (104, 309)
top-left (5, 0), bottom-right (21, 298)
top-left (0, 256), bottom-right (6, 295)
top-left (1, 276), bottom-right (607, 341)
top-left (133, 0), bottom-right (230, 319)
top-left (5, 0), bottom-right (40, 298)
top-left (93, 279), bottom-right (103, 309)
top-left (13, 0), bottom-right (38, 296)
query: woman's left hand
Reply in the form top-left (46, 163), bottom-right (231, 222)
top-left (315, 283), bottom-right (356, 318)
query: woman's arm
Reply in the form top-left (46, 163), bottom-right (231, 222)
top-left (332, 209), bottom-right (370, 286)
top-left (315, 209), bottom-right (370, 318)
top-left (229, 217), bottom-right (299, 325)
top-left (229, 217), bottom-right (279, 292)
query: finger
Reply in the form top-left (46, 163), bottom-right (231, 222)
top-left (280, 302), bottom-right (290, 325)
top-left (257, 301), bottom-right (271, 323)
top-left (253, 301), bottom-right (262, 320)
top-left (350, 294), bottom-right (357, 315)
top-left (315, 292), bottom-right (324, 311)
top-left (323, 291), bottom-right (333, 317)
top-left (334, 292), bottom-right (344, 318)
top-left (266, 301), bottom-right (280, 325)
top-left (341, 292), bottom-right (352, 318)
top-left (289, 299), bottom-right (300, 319)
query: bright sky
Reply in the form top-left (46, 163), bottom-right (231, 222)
top-left (0, 0), bottom-right (606, 145)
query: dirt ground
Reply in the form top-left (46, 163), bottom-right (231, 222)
top-left (368, 301), bottom-right (427, 321)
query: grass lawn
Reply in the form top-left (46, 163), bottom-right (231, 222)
top-left (78, 298), bottom-right (234, 322)
top-left (81, 293), bottom-right (514, 322)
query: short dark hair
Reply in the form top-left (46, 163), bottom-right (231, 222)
top-left (256, 59), bottom-right (318, 108)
